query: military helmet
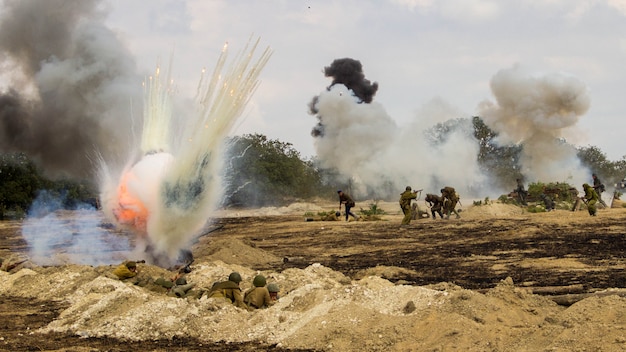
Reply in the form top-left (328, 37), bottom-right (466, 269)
top-left (125, 261), bottom-right (137, 269)
top-left (175, 277), bottom-right (187, 285)
top-left (253, 275), bottom-right (267, 287)
top-left (406, 186), bottom-right (411, 191)
top-left (267, 283), bottom-right (280, 293)
top-left (228, 272), bottom-right (242, 283)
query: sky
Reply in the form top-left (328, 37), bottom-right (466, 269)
top-left (100, 0), bottom-right (626, 162)
top-left (0, 0), bottom-right (624, 196)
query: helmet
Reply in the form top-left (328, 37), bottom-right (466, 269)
top-left (335, 211), bottom-right (341, 217)
top-left (267, 283), bottom-right (280, 293)
top-left (228, 272), bottom-right (242, 283)
top-left (406, 186), bottom-right (411, 191)
top-left (125, 261), bottom-right (137, 269)
top-left (337, 190), bottom-right (342, 194)
top-left (253, 275), bottom-right (267, 287)
top-left (175, 277), bottom-right (187, 285)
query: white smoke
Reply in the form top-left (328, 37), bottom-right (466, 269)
top-left (478, 64), bottom-right (591, 185)
top-left (311, 84), bottom-right (488, 199)
top-left (22, 191), bottom-right (132, 266)
top-left (98, 38), bottom-right (272, 266)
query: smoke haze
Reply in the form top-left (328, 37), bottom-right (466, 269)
top-left (309, 58), bottom-right (488, 199)
top-left (478, 65), bottom-right (591, 185)
top-left (0, 0), bottom-right (141, 178)
top-left (309, 60), bottom-right (594, 200)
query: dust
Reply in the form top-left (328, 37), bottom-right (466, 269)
top-left (2, 201), bottom-right (626, 351)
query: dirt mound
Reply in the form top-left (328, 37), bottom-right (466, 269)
top-left (4, 262), bottom-right (626, 351)
top-left (3, 205), bottom-right (626, 351)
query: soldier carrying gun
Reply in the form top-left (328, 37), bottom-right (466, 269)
top-left (399, 186), bottom-right (422, 225)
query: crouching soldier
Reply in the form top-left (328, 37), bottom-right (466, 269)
top-left (112, 261), bottom-right (139, 280)
top-left (267, 283), bottom-right (280, 301)
top-left (168, 277), bottom-right (199, 298)
top-left (425, 193), bottom-right (444, 219)
top-left (244, 275), bottom-right (273, 309)
top-left (207, 272), bottom-right (247, 309)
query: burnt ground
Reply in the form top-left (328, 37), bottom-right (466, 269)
top-left (205, 213), bottom-right (626, 292)
top-left (1, 208), bottom-right (626, 351)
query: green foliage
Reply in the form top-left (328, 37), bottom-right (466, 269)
top-left (526, 204), bottom-right (546, 213)
top-left (472, 116), bottom-right (523, 190)
top-left (223, 133), bottom-right (335, 207)
top-left (577, 145), bottom-right (626, 188)
top-left (359, 202), bottom-right (386, 216)
top-left (0, 152), bottom-right (98, 218)
top-left (473, 197), bottom-right (491, 206)
top-left (528, 182), bottom-right (577, 202)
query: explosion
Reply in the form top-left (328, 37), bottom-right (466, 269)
top-left (99, 38), bottom-right (272, 266)
top-left (478, 64), bottom-right (591, 184)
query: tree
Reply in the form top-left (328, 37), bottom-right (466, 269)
top-left (223, 134), bottom-right (332, 207)
top-left (576, 145), bottom-right (626, 187)
top-left (0, 153), bottom-right (43, 217)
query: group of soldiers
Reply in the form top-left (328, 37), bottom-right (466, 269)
top-left (111, 260), bottom-right (280, 310)
top-left (515, 173), bottom-right (610, 217)
top-left (401, 186), bottom-right (461, 225)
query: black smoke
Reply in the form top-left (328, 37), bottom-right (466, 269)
top-left (0, 0), bottom-right (141, 178)
top-left (308, 58), bottom-right (378, 137)
top-left (323, 58), bottom-right (378, 103)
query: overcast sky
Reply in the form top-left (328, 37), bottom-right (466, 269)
top-left (103, 0), bottom-right (625, 161)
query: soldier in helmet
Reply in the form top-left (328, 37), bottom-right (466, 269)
top-left (267, 283), bottom-right (280, 301)
top-left (207, 272), bottom-right (247, 308)
top-left (244, 275), bottom-right (274, 309)
top-left (441, 186), bottom-right (461, 219)
top-left (583, 183), bottom-right (599, 216)
top-left (591, 174), bottom-right (607, 207)
top-left (112, 261), bottom-right (138, 280)
top-left (399, 186), bottom-right (419, 225)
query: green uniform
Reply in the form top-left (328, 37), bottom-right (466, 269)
top-left (112, 263), bottom-right (137, 280)
top-left (244, 286), bottom-right (273, 309)
top-left (207, 280), bottom-right (247, 308)
top-left (399, 190), bottom-right (417, 225)
top-left (441, 187), bottom-right (460, 219)
top-left (583, 183), bottom-right (599, 216)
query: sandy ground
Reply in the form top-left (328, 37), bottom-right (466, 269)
top-left (1, 199), bottom-right (626, 351)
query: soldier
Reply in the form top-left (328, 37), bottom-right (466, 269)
top-left (244, 275), bottom-right (273, 309)
top-left (441, 187), bottom-right (461, 219)
top-left (337, 190), bottom-right (358, 221)
top-left (399, 186), bottom-right (421, 225)
top-left (207, 272), bottom-right (247, 309)
top-left (425, 193), bottom-right (444, 219)
top-left (516, 178), bottom-right (528, 206)
top-left (540, 193), bottom-right (554, 212)
top-left (583, 183), bottom-right (599, 216)
top-left (169, 277), bottom-right (198, 298)
top-left (591, 174), bottom-right (607, 207)
top-left (267, 283), bottom-right (280, 301)
top-left (112, 261), bottom-right (138, 280)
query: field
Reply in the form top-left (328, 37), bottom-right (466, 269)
top-left (1, 200), bottom-right (626, 351)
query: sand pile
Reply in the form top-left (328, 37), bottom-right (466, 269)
top-left (2, 255), bottom-right (626, 351)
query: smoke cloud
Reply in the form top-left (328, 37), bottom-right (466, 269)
top-left (309, 58), bottom-right (488, 199)
top-left (0, 0), bottom-right (141, 178)
top-left (478, 65), bottom-right (591, 185)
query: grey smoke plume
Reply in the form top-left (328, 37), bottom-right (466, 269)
top-left (0, 0), bottom-right (141, 178)
top-left (309, 58), bottom-right (488, 199)
top-left (478, 65), bottom-right (591, 184)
